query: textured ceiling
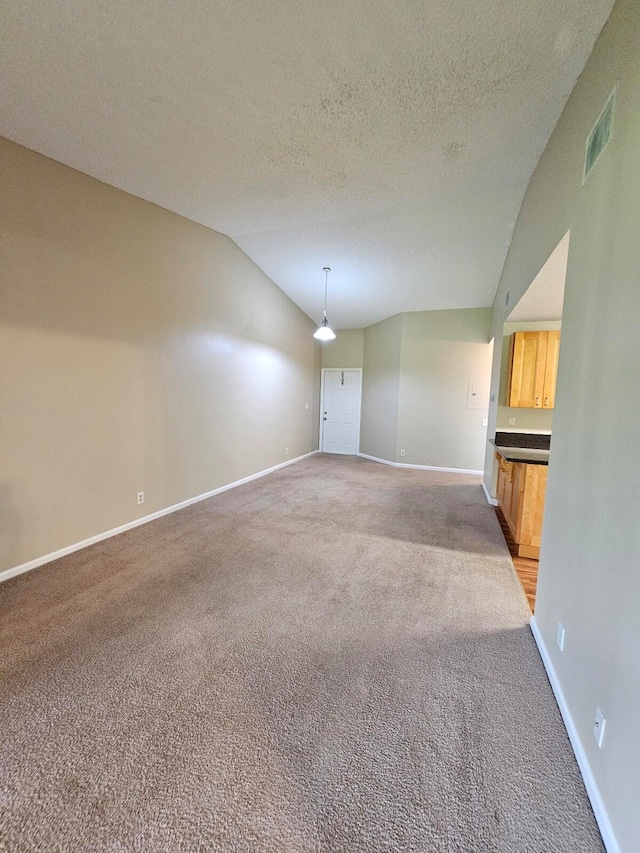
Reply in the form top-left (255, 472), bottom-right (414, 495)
top-left (0, 0), bottom-right (613, 328)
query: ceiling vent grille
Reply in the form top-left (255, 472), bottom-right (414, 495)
top-left (583, 88), bottom-right (616, 184)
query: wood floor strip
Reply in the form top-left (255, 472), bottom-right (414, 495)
top-left (494, 507), bottom-right (539, 612)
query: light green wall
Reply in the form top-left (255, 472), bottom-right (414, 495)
top-left (320, 329), bottom-right (364, 368)
top-left (484, 1), bottom-right (639, 848)
top-left (397, 309), bottom-right (492, 470)
top-left (496, 320), bottom-right (562, 432)
top-left (0, 137), bottom-right (320, 574)
top-left (360, 315), bottom-right (402, 461)
top-left (361, 308), bottom-right (492, 470)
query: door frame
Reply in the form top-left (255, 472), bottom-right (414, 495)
top-left (319, 368), bottom-right (363, 455)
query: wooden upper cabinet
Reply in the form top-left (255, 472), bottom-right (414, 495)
top-left (542, 331), bottom-right (560, 409)
top-left (508, 331), bottom-right (560, 409)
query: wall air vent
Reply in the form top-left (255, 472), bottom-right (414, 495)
top-left (583, 88), bottom-right (616, 184)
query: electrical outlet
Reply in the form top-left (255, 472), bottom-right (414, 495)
top-left (400, 449), bottom-right (406, 457)
top-left (137, 492), bottom-right (144, 505)
top-left (305, 402), bottom-right (309, 410)
top-left (285, 447), bottom-right (289, 455)
top-left (482, 418), bottom-right (488, 427)
top-left (593, 707), bottom-right (606, 748)
top-left (508, 417), bottom-right (517, 426)
top-left (557, 622), bottom-right (565, 651)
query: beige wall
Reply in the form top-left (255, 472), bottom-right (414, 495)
top-left (484, 0), bottom-right (639, 848)
top-left (0, 138), bottom-right (320, 573)
top-left (320, 329), bottom-right (364, 369)
top-left (360, 315), bottom-right (402, 461)
top-left (361, 309), bottom-right (492, 470)
top-left (496, 320), bottom-right (562, 432)
top-left (397, 309), bottom-right (492, 470)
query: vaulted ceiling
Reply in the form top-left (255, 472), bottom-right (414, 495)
top-left (0, 0), bottom-right (614, 328)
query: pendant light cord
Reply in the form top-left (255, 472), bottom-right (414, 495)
top-left (323, 266), bottom-right (330, 321)
top-left (313, 266), bottom-right (335, 340)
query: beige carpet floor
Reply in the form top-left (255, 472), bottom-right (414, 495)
top-left (1, 454), bottom-right (603, 852)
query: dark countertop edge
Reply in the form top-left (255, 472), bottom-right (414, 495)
top-left (490, 440), bottom-right (549, 466)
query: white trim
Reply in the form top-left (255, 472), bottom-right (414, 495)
top-left (357, 453), bottom-right (483, 476)
top-left (319, 368), bottom-right (363, 455)
top-left (530, 616), bottom-right (619, 853)
top-left (0, 451), bottom-right (319, 585)
top-left (481, 480), bottom-right (498, 505)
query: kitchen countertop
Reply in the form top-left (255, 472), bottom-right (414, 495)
top-left (490, 431), bottom-right (551, 466)
top-left (491, 443), bottom-right (550, 464)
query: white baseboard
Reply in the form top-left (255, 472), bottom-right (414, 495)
top-left (357, 453), bottom-right (483, 476)
top-left (0, 451), bottom-right (319, 585)
top-left (530, 616), bottom-right (619, 853)
top-left (481, 480), bottom-right (498, 505)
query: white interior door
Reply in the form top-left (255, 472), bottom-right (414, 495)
top-left (321, 370), bottom-right (362, 455)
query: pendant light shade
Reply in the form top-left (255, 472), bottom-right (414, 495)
top-left (313, 318), bottom-right (336, 341)
top-left (313, 267), bottom-right (336, 341)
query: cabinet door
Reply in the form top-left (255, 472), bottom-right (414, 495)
top-left (496, 454), bottom-right (518, 538)
top-left (510, 462), bottom-right (525, 540)
top-left (542, 331), bottom-right (560, 408)
top-left (496, 453), bottom-right (505, 507)
top-left (508, 332), bottom-right (548, 408)
top-left (518, 464), bottom-right (548, 548)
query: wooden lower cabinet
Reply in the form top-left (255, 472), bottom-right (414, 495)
top-left (495, 453), bottom-right (548, 559)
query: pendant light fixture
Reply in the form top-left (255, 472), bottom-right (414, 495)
top-left (313, 266), bottom-right (336, 341)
